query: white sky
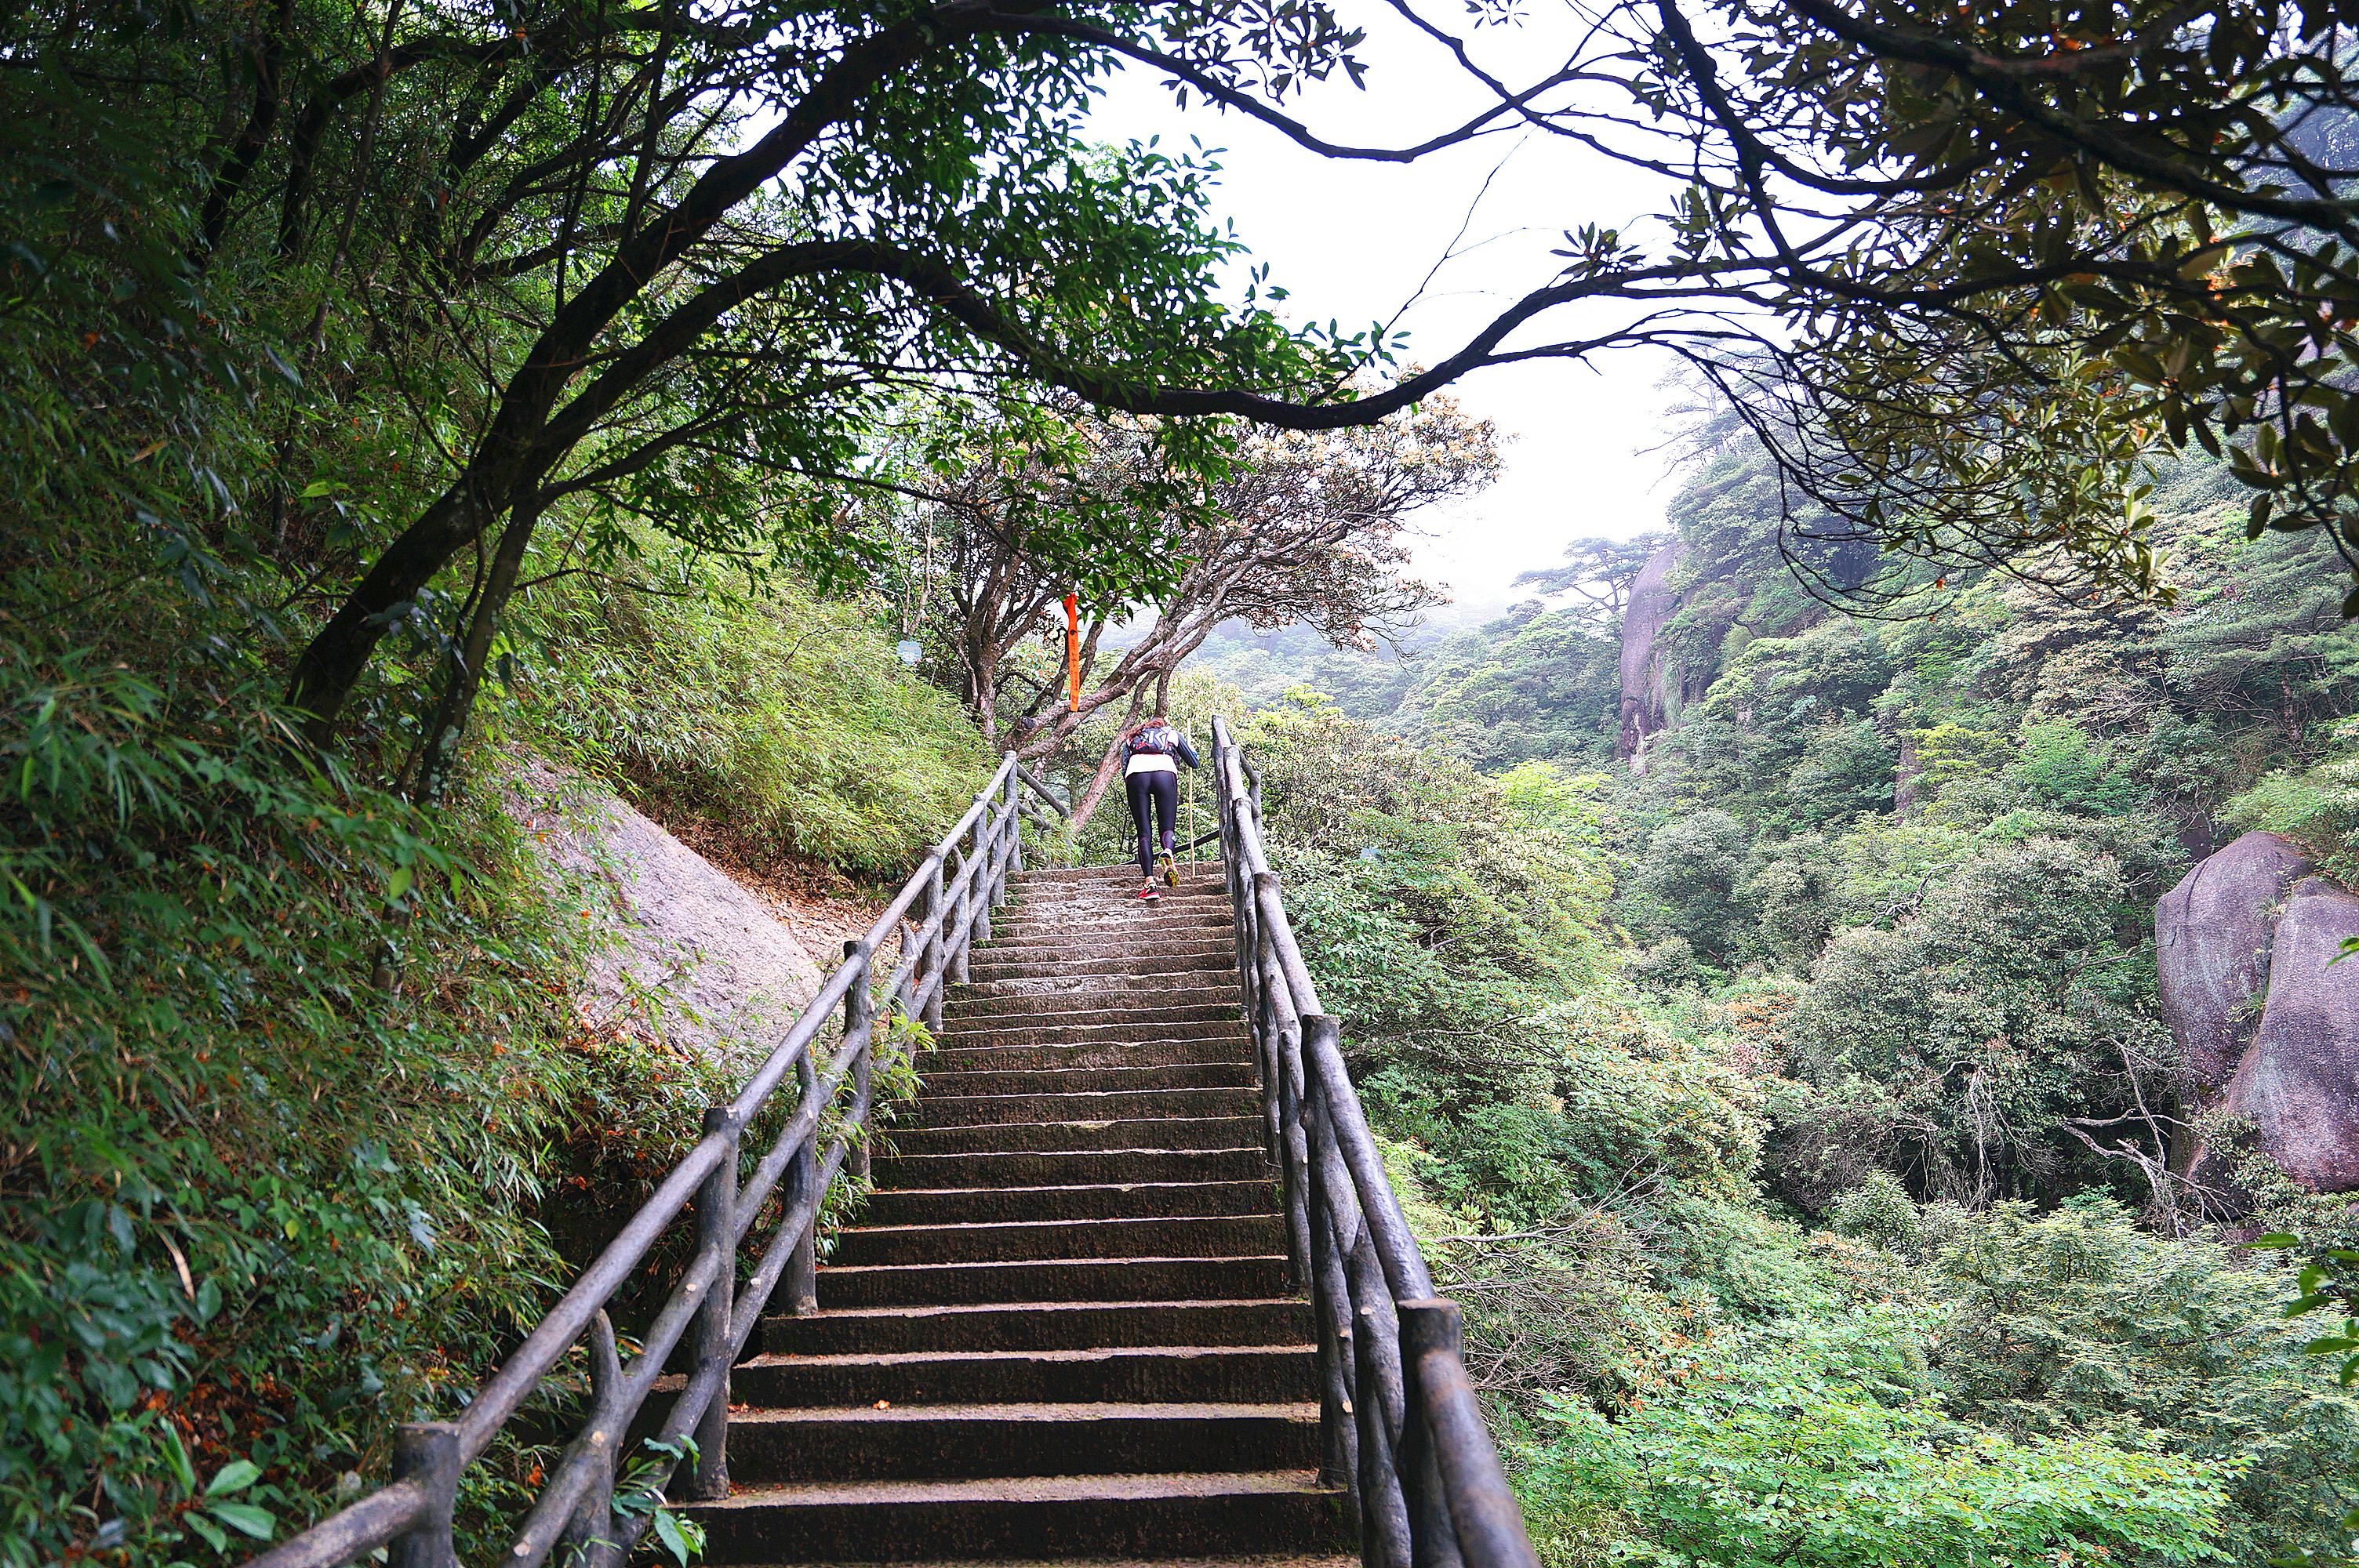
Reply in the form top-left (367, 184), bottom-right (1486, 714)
top-left (1083, 8), bottom-right (1690, 616)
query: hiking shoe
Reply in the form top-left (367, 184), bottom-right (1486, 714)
top-left (1138, 880), bottom-right (1161, 901)
top-left (1160, 849), bottom-right (1180, 887)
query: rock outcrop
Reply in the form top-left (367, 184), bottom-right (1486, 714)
top-left (2221, 877), bottom-right (2359, 1191)
top-left (1617, 538), bottom-right (1686, 767)
top-left (512, 760), bottom-right (824, 1054)
top-left (2155, 830), bottom-right (2359, 1192)
top-left (2156, 830), bottom-right (2313, 1090)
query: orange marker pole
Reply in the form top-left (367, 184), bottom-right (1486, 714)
top-left (1063, 594), bottom-right (1080, 710)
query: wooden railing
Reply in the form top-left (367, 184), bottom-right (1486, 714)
top-left (1211, 715), bottom-right (1542, 1568)
top-left (239, 754), bottom-right (1062, 1568)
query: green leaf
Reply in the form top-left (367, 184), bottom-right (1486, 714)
top-left (160, 1424), bottom-right (196, 1493)
top-left (204, 1501), bottom-right (275, 1539)
top-left (205, 1459), bottom-right (261, 1496)
top-left (652, 1507), bottom-right (692, 1566)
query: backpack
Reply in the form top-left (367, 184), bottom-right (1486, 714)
top-left (1132, 723), bottom-right (1182, 757)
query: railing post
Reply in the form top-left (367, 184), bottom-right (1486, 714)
top-left (923, 854), bottom-right (947, 1030)
top-left (1397, 1302), bottom-right (1467, 1568)
top-left (785, 1051), bottom-right (820, 1316)
top-left (1402, 1301), bottom-right (1543, 1568)
top-left (1353, 1295), bottom-right (1412, 1568)
top-left (1004, 764), bottom-right (1025, 878)
top-left (1303, 1085), bottom-right (1361, 1507)
top-left (844, 939), bottom-right (874, 1181)
top-left (558, 1312), bottom-right (623, 1564)
top-left (976, 815), bottom-right (1001, 942)
top-left (947, 845), bottom-right (972, 988)
top-left (689, 1106), bottom-right (738, 1502)
top-left (387, 1422), bottom-right (460, 1568)
top-left (1275, 1014), bottom-right (1312, 1296)
top-left (1252, 872), bottom-right (1284, 1166)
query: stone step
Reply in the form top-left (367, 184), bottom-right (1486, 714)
top-left (759, 1300), bottom-right (1310, 1357)
top-left (990, 886), bottom-right (1227, 909)
top-left (862, 1181), bottom-right (1274, 1226)
top-left (887, 1116), bottom-right (1267, 1156)
top-left (688, 1471), bottom-right (1346, 1563)
top-left (972, 943), bottom-right (1236, 967)
top-left (819, 1254), bottom-right (1289, 1308)
top-left (956, 975), bottom-right (1243, 1004)
top-left (990, 914), bottom-right (1235, 946)
top-left (913, 1063), bottom-right (1252, 1098)
top-left (941, 990), bottom-right (1241, 1023)
top-left (936, 1020), bottom-right (1248, 1054)
top-left (872, 1148), bottom-right (1270, 1191)
top-left (975, 931), bottom-right (1238, 959)
top-left (727, 1344), bottom-right (1317, 1407)
top-left (831, 1214), bottom-right (1285, 1268)
top-left (709, 857), bottom-right (1332, 1566)
top-left (722, 1403), bottom-right (1320, 1483)
top-left (917, 1039), bottom-right (1252, 1075)
top-left (911, 1088), bottom-right (1259, 1128)
top-left (994, 896), bottom-right (1234, 924)
top-left (1009, 862), bottom-right (1223, 887)
top-left (968, 951), bottom-right (1238, 982)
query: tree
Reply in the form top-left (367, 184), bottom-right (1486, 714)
top-left (1514, 532), bottom-right (1673, 630)
top-left (12, 0), bottom-right (1408, 775)
top-left (1783, 837), bottom-right (2166, 1207)
top-left (894, 396), bottom-right (1496, 774)
top-left (35, 0), bottom-right (2359, 783)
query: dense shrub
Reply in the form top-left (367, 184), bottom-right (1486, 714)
top-left (0, 648), bottom-right (630, 1565)
top-left (514, 559), bottom-right (990, 876)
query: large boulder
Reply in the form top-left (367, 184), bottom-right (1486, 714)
top-left (2220, 876), bottom-right (2359, 1191)
top-left (1618, 538), bottom-right (1685, 765)
top-left (511, 760), bottom-right (824, 1055)
top-left (2155, 829), bottom-right (2313, 1090)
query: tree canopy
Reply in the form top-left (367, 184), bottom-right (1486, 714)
top-left (29, 0), bottom-right (2359, 775)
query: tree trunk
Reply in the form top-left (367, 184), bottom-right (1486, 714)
top-left (413, 499), bottom-right (542, 805)
top-left (287, 484), bottom-right (490, 746)
top-left (1067, 689), bottom-right (1147, 835)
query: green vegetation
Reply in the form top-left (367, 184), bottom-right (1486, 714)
top-left (1, 529), bottom-right (979, 1568)
top-left (1216, 430), bottom-right (2359, 1566)
top-left (0, 153), bottom-right (989, 1568)
top-left (514, 560), bottom-right (990, 874)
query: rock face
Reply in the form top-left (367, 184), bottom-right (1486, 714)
top-left (512, 760), bottom-right (824, 1054)
top-left (2156, 830), bottom-right (2313, 1090)
top-left (2221, 877), bottom-right (2359, 1191)
top-left (1617, 538), bottom-right (1687, 766)
top-left (2155, 830), bottom-right (2359, 1192)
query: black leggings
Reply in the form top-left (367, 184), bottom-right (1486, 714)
top-left (1125, 770), bottom-right (1179, 878)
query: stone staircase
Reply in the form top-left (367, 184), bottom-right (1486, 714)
top-left (688, 862), bottom-right (1350, 1566)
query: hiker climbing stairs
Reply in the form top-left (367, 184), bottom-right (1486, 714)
top-left (689, 861), bottom-right (1353, 1564)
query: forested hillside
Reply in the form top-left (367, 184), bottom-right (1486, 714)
top-left (1201, 429), bottom-right (2359, 1566)
top-left (20, 0), bottom-right (2359, 1561)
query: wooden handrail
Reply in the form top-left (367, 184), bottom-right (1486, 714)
top-left (240, 757), bottom-right (1034, 1568)
top-left (1209, 716), bottom-right (1541, 1568)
